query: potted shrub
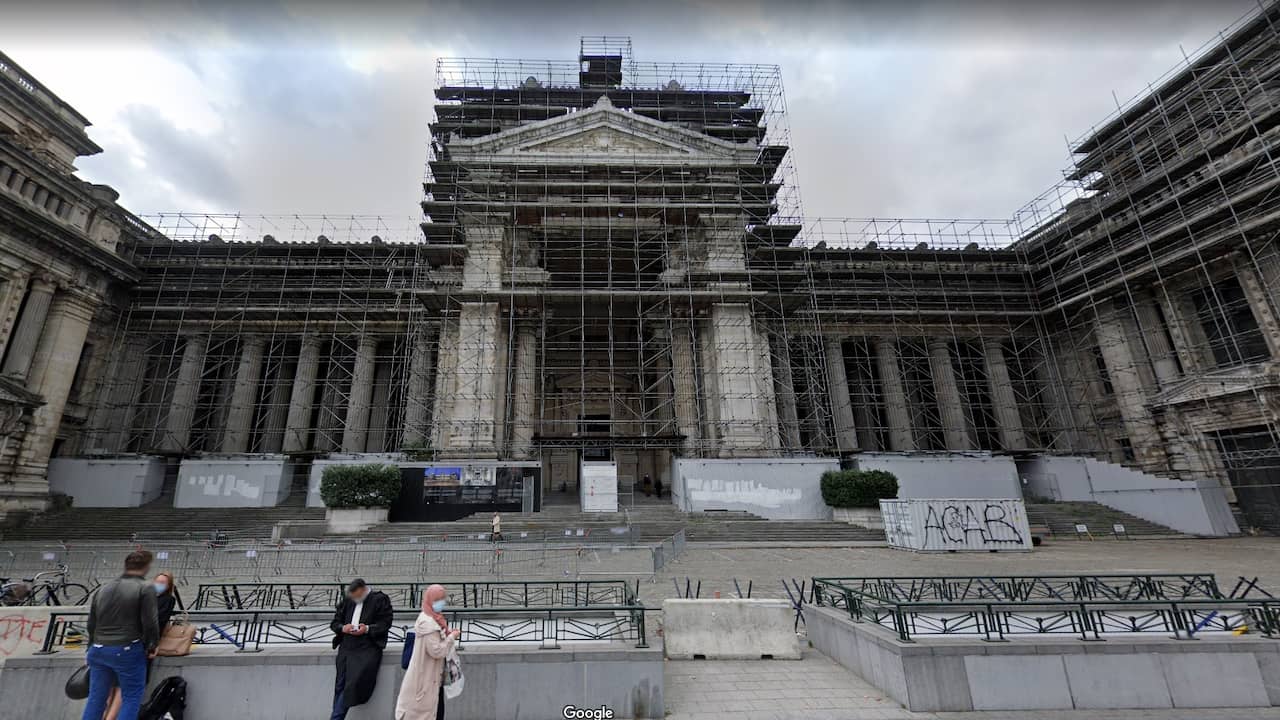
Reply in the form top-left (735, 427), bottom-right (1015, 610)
top-left (821, 469), bottom-right (898, 529)
top-left (320, 463), bottom-right (402, 533)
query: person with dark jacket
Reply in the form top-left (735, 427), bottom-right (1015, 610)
top-left (103, 569), bottom-right (185, 719)
top-left (329, 578), bottom-right (393, 719)
top-left (81, 550), bottom-right (160, 720)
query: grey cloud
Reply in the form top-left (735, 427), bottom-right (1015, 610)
top-left (118, 104), bottom-right (241, 210)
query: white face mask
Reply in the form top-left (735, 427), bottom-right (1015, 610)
top-left (153, 583), bottom-right (168, 595)
top-left (431, 599), bottom-right (447, 613)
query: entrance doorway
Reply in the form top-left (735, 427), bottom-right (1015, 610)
top-left (1212, 425), bottom-right (1280, 533)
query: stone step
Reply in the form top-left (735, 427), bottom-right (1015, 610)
top-left (1023, 502), bottom-right (1184, 537)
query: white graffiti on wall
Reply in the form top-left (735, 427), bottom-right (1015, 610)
top-left (686, 476), bottom-right (802, 509)
top-left (186, 474), bottom-right (262, 499)
top-left (881, 498), bottom-right (1033, 552)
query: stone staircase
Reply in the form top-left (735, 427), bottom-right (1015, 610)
top-left (1023, 501), bottom-right (1185, 538)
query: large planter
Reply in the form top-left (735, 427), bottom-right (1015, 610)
top-left (831, 506), bottom-right (884, 530)
top-left (325, 507), bottom-right (388, 534)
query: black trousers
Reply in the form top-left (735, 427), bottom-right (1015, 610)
top-left (438, 684), bottom-right (446, 720)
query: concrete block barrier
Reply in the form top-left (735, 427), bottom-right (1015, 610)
top-left (662, 598), bottom-right (800, 660)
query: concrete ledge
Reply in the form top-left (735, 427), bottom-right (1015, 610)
top-left (663, 598), bottom-right (800, 660)
top-left (806, 604), bottom-right (1280, 712)
top-left (0, 642), bottom-right (664, 719)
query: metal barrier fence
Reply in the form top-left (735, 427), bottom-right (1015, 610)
top-left (811, 574), bottom-right (1280, 642)
top-left (38, 604), bottom-right (650, 653)
top-left (821, 574), bottom-right (1226, 603)
top-left (192, 579), bottom-right (640, 610)
top-left (1, 530), bottom-right (689, 588)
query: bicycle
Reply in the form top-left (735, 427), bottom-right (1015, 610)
top-left (0, 564), bottom-right (94, 606)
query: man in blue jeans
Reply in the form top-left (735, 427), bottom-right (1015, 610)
top-left (82, 549), bottom-right (160, 720)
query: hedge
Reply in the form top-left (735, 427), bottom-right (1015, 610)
top-left (320, 463), bottom-right (402, 508)
top-left (820, 469), bottom-right (899, 509)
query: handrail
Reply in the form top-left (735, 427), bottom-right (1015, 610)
top-left (191, 579), bottom-right (640, 610)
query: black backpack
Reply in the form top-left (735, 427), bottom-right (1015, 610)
top-left (139, 676), bottom-right (187, 720)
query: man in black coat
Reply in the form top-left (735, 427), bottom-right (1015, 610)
top-left (329, 578), bottom-right (393, 719)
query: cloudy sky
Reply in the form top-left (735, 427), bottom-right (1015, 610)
top-left (0, 0), bottom-right (1260, 233)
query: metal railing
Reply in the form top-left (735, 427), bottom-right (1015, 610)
top-left (0, 530), bottom-right (688, 588)
top-left (816, 574), bottom-right (1226, 603)
top-left (38, 604), bottom-right (650, 654)
top-left (811, 574), bottom-right (1280, 643)
top-left (192, 579), bottom-right (640, 610)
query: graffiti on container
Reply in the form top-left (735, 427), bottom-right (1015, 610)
top-left (187, 474), bottom-right (262, 499)
top-left (923, 502), bottom-right (1025, 547)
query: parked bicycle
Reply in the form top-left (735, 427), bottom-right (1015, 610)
top-left (0, 563), bottom-right (94, 606)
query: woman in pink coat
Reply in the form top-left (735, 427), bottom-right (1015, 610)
top-left (396, 585), bottom-right (460, 720)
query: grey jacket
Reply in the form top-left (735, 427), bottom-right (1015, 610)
top-left (87, 574), bottom-right (160, 649)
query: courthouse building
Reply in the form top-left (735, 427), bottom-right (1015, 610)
top-left (3, 7), bottom-right (1280, 530)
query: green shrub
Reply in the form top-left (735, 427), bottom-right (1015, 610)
top-left (320, 463), bottom-right (402, 508)
top-left (820, 469), bottom-right (899, 508)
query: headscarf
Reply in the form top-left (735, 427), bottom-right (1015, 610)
top-left (423, 584), bottom-right (449, 631)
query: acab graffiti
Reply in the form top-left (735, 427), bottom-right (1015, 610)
top-left (923, 502), bottom-right (1026, 547)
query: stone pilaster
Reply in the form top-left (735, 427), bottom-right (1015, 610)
top-left (2, 276), bottom-right (55, 380)
top-left (9, 289), bottom-right (97, 502)
top-left (770, 334), bottom-right (802, 450)
top-left (430, 318), bottom-right (459, 450)
top-left (929, 339), bottom-right (973, 451)
top-left (825, 337), bottom-right (859, 453)
top-left (162, 333), bottom-right (207, 453)
top-left (221, 335), bottom-right (266, 453)
top-left (1133, 299), bottom-right (1180, 388)
top-left (670, 318), bottom-right (701, 454)
top-left (1094, 302), bottom-right (1166, 469)
top-left (1156, 286), bottom-right (1210, 373)
top-left (440, 302), bottom-right (500, 457)
top-left (707, 304), bottom-right (769, 456)
top-left (400, 328), bottom-right (435, 449)
top-left (982, 339), bottom-right (1027, 451)
top-left (509, 318), bottom-right (540, 458)
top-left (754, 327), bottom-right (781, 451)
top-left (283, 334), bottom-right (322, 454)
top-left (341, 334), bottom-right (378, 453)
top-left (874, 337), bottom-right (916, 451)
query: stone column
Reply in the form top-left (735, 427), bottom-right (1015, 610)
top-left (1094, 303), bottom-right (1166, 468)
top-left (874, 337), bottom-right (916, 451)
top-left (1133, 299), bottom-right (1180, 388)
top-left (400, 328), bottom-right (435, 449)
top-left (982, 339), bottom-right (1027, 451)
top-left (283, 334), bottom-right (322, 454)
top-left (0, 270), bottom-right (30, 361)
top-left (825, 337), bottom-right (859, 453)
top-left (341, 334), bottom-right (378, 453)
top-left (161, 333), bottom-right (207, 453)
top-left (221, 335), bottom-right (266, 453)
top-left (509, 319), bottom-right (539, 458)
top-left (2, 276), bottom-right (56, 379)
top-left (698, 320), bottom-right (721, 452)
top-left (1236, 257), bottom-right (1280, 359)
top-left (441, 302), bottom-right (500, 457)
top-left (10, 289), bottom-right (97, 499)
top-left (754, 328), bottom-right (781, 451)
top-left (366, 359), bottom-right (393, 453)
top-left (670, 318), bottom-right (701, 454)
top-left (1156, 286), bottom-right (1210, 373)
top-left (257, 355), bottom-right (291, 454)
top-left (928, 339), bottom-right (974, 451)
top-left (770, 334), bottom-right (802, 450)
top-left (89, 336), bottom-right (149, 454)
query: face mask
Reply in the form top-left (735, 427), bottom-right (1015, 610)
top-left (431, 599), bottom-right (447, 613)
top-left (153, 583), bottom-right (168, 594)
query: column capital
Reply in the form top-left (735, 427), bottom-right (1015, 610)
top-left (29, 274), bottom-right (58, 294)
top-left (927, 338), bottom-right (951, 351)
top-left (299, 333), bottom-right (324, 349)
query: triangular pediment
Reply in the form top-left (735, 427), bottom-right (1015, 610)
top-left (446, 95), bottom-right (755, 163)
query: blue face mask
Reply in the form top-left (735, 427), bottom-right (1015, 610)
top-left (431, 599), bottom-right (447, 613)
top-left (153, 583), bottom-right (168, 595)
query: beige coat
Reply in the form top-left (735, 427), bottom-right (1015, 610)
top-left (395, 613), bottom-right (457, 720)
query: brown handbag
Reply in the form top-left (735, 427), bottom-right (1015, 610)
top-left (155, 613), bottom-right (196, 657)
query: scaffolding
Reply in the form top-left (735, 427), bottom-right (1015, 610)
top-left (64, 9), bottom-right (1280, 528)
